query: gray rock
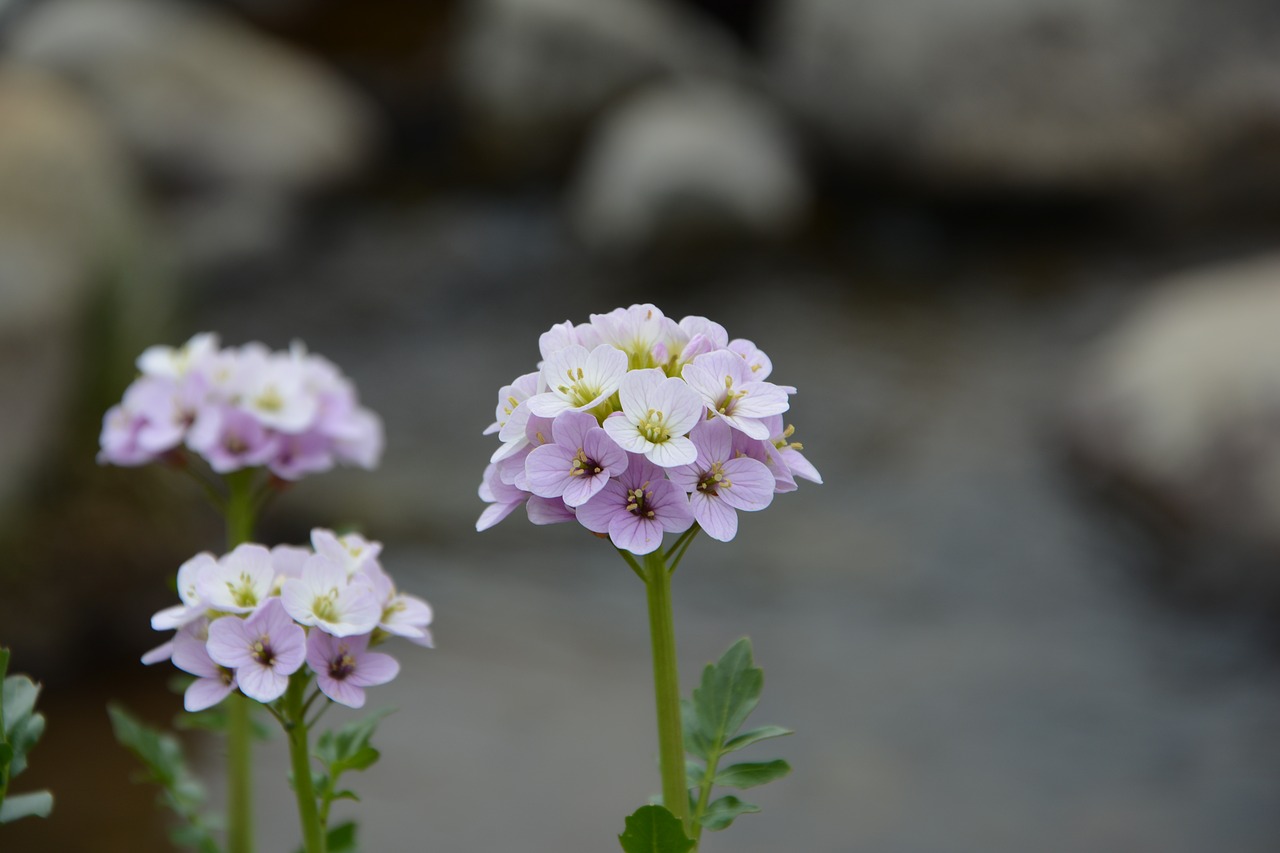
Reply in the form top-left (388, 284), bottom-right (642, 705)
top-left (0, 67), bottom-right (162, 512)
top-left (568, 81), bottom-right (808, 254)
top-left (455, 0), bottom-right (743, 169)
top-left (8, 0), bottom-right (376, 194)
top-left (768, 0), bottom-right (1280, 191)
top-left (1067, 254), bottom-right (1280, 563)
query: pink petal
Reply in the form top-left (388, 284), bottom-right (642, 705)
top-left (525, 443), bottom-right (576, 498)
top-left (318, 674), bottom-right (366, 709)
top-left (560, 473), bottom-right (608, 508)
top-left (718, 457), bottom-right (776, 512)
top-left (692, 491), bottom-right (738, 542)
top-left (237, 663), bottom-right (288, 703)
top-left (207, 617), bottom-right (254, 668)
top-left (575, 482), bottom-right (625, 534)
top-left (609, 513), bottom-right (663, 555)
top-left (349, 652), bottom-right (400, 687)
top-left (185, 677), bottom-right (234, 712)
top-left (527, 496), bottom-right (576, 525)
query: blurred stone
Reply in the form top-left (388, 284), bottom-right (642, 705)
top-left (455, 0), bottom-right (743, 171)
top-left (568, 81), bottom-right (808, 255)
top-left (1066, 255), bottom-right (1280, 568)
top-left (8, 0), bottom-right (377, 195)
top-left (768, 0), bottom-right (1280, 191)
top-left (0, 66), bottom-right (159, 512)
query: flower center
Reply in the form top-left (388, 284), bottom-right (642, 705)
top-left (311, 589), bottom-right (341, 623)
top-left (250, 636), bottom-right (276, 667)
top-left (255, 386), bottom-right (284, 413)
top-left (697, 461), bottom-right (732, 497)
top-left (625, 483), bottom-right (657, 519)
top-left (226, 573), bottom-right (260, 608)
top-left (328, 650), bottom-right (357, 681)
top-left (773, 423), bottom-right (803, 452)
top-left (569, 448), bottom-right (603, 477)
top-left (716, 376), bottom-right (746, 416)
top-left (556, 367), bottom-right (604, 408)
top-left (638, 409), bottom-right (671, 444)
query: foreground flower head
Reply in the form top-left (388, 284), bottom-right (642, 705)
top-left (99, 333), bottom-right (383, 481)
top-left (477, 305), bottom-right (820, 553)
top-left (145, 528), bottom-right (431, 710)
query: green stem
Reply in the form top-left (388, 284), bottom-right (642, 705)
top-left (224, 469), bottom-right (258, 853)
top-left (284, 674), bottom-right (326, 853)
top-left (641, 549), bottom-right (689, 831)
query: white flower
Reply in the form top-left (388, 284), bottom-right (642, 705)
top-left (196, 544), bottom-right (276, 614)
top-left (281, 553), bottom-right (380, 637)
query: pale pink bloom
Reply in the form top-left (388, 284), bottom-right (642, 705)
top-left (527, 496), bottom-right (576, 525)
top-left (171, 624), bottom-right (236, 712)
top-left (152, 552), bottom-right (217, 630)
top-left (311, 528), bottom-right (382, 579)
top-left (727, 338), bottom-right (773, 380)
top-left (538, 320), bottom-right (602, 361)
top-left (525, 410), bottom-right (627, 507)
top-left (280, 553), bottom-right (381, 637)
top-left (682, 349), bottom-right (791, 440)
top-left (669, 418), bottom-right (775, 542)
top-left (731, 429), bottom-right (796, 494)
top-left (364, 564), bottom-right (434, 647)
top-left (233, 348), bottom-right (319, 433)
top-left (197, 544), bottom-right (276, 614)
top-left (306, 632), bottom-right (399, 709)
top-left (526, 344), bottom-right (628, 419)
top-left (589, 304), bottom-right (667, 367)
top-left (476, 463), bottom-right (528, 531)
top-left (186, 405), bottom-right (280, 473)
top-left (602, 368), bottom-right (703, 467)
top-left (577, 454), bottom-right (694, 554)
top-left (760, 415), bottom-right (822, 484)
top-left (654, 316), bottom-right (728, 372)
top-left (207, 599), bottom-right (306, 703)
top-left (137, 332), bottom-right (220, 380)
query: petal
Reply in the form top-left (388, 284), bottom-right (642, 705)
top-left (527, 496), bottom-right (577, 525)
top-left (525, 392), bottom-right (572, 419)
top-left (618, 369), bottom-right (663, 421)
top-left (717, 412), bottom-right (771, 440)
top-left (185, 678), bottom-right (234, 712)
top-left (655, 377), bottom-right (704, 437)
top-left (718, 457), bottom-right (776, 512)
top-left (560, 472), bottom-right (609, 508)
top-left (584, 428), bottom-right (628, 474)
top-left (237, 664), bottom-right (288, 703)
top-left (691, 491), bottom-right (738, 542)
top-left (602, 416), bottom-right (650, 453)
top-left (280, 578), bottom-right (315, 625)
top-left (476, 498), bottom-right (523, 532)
top-left (349, 652), bottom-right (400, 688)
top-left (524, 444), bottom-right (576, 498)
top-left (172, 634), bottom-right (220, 678)
top-left (206, 617), bottom-right (254, 668)
top-left (609, 514), bottom-right (663, 555)
top-left (575, 481), bottom-right (625, 534)
top-left (781, 447), bottom-right (823, 484)
top-left (645, 435), bottom-right (697, 468)
top-left (583, 344), bottom-right (629, 397)
top-left (551, 410), bottom-right (598, 450)
top-left (689, 417), bottom-right (732, 467)
top-left (318, 676), bottom-right (366, 709)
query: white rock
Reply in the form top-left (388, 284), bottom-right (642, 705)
top-left (569, 81), bottom-right (808, 254)
top-left (1068, 254), bottom-right (1280, 553)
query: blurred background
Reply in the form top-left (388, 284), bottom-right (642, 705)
top-left (3, 0), bottom-right (1280, 850)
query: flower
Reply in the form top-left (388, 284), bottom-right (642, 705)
top-left (99, 332), bottom-right (383, 479)
top-left (171, 623), bottom-right (237, 712)
top-left (197, 544), bottom-right (276, 615)
top-left (152, 552), bottom-right (216, 630)
top-left (311, 528), bottom-right (382, 579)
top-left (307, 632), bottom-right (400, 708)
top-left (280, 553), bottom-right (380, 637)
top-left (669, 419), bottom-right (775, 542)
top-left (477, 306), bottom-right (819, 555)
top-left (602, 368), bottom-right (703, 467)
top-left (525, 410), bottom-right (628, 507)
top-left (206, 599), bottom-right (306, 703)
top-left (576, 454), bottom-right (694, 555)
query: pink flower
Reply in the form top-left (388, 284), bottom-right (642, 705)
top-left (525, 410), bottom-right (628, 507)
top-left (576, 454), bottom-right (694, 555)
top-left (172, 624), bottom-right (237, 712)
top-left (206, 599), bottom-right (306, 703)
top-left (669, 419), bottom-right (775, 542)
top-left (280, 553), bottom-right (381, 637)
top-left (682, 349), bottom-right (791, 440)
top-left (602, 369), bottom-right (703, 467)
top-left (306, 632), bottom-right (400, 709)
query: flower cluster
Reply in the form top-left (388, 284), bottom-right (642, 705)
top-left (144, 529), bottom-right (432, 711)
top-left (477, 305), bottom-right (821, 553)
top-left (99, 333), bottom-right (383, 480)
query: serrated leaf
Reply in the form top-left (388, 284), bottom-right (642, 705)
top-left (680, 699), bottom-right (709, 761)
top-left (316, 709), bottom-right (391, 774)
top-left (722, 725), bottom-right (793, 754)
top-left (714, 759), bottom-right (791, 789)
top-left (7, 712), bottom-right (46, 777)
top-left (698, 795), bottom-right (760, 832)
top-left (331, 789), bottom-right (361, 803)
top-left (617, 804), bottom-right (695, 853)
top-left (691, 639), bottom-right (762, 753)
top-left (0, 790), bottom-right (53, 823)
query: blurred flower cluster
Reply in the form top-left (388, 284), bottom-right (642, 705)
top-left (98, 333), bottom-right (383, 480)
top-left (145, 529), bottom-right (432, 711)
top-left (478, 304), bottom-right (821, 553)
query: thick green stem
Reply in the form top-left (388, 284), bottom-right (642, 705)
top-left (642, 549), bottom-right (688, 830)
top-left (224, 470), bottom-right (257, 853)
top-left (284, 674), bottom-right (326, 853)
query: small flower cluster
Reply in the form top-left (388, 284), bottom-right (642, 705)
top-left (99, 333), bottom-right (383, 480)
top-left (144, 529), bottom-right (432, 711)
top-left (477, 305), bottom-right (821, 553)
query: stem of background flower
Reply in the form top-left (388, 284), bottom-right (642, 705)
top-left (224, 469), bottom-right (258, 853)
top-left (641, 548), bottom-right (689, 832)
top-left (284, 672), bottom-right (326, 853)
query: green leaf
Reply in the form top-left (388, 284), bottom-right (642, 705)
top-left (722, 725), bottom-right (793, 754)
top-left (315, 709), bottom-right (391, 776)
top-left (292, 820), bottom-right (359, 853)
top-left (3, 675), bottom-right (40, 736)
top-left (680, 699), bottom-right (709, 761)
top-left (617, 804), bottom-right (695, 853)
top-left (6, 712), bottom-right (45, 777)
top-left (686, 760), bottom-right (706, 790)
top-left (0, 790), bottom-right (53, 823)
top-left (714, 759), bottom-right (791, 789)
top-left (698, 795), bottom-right (761, 832)
top-left (691, 639), bottom-right (762, 754)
